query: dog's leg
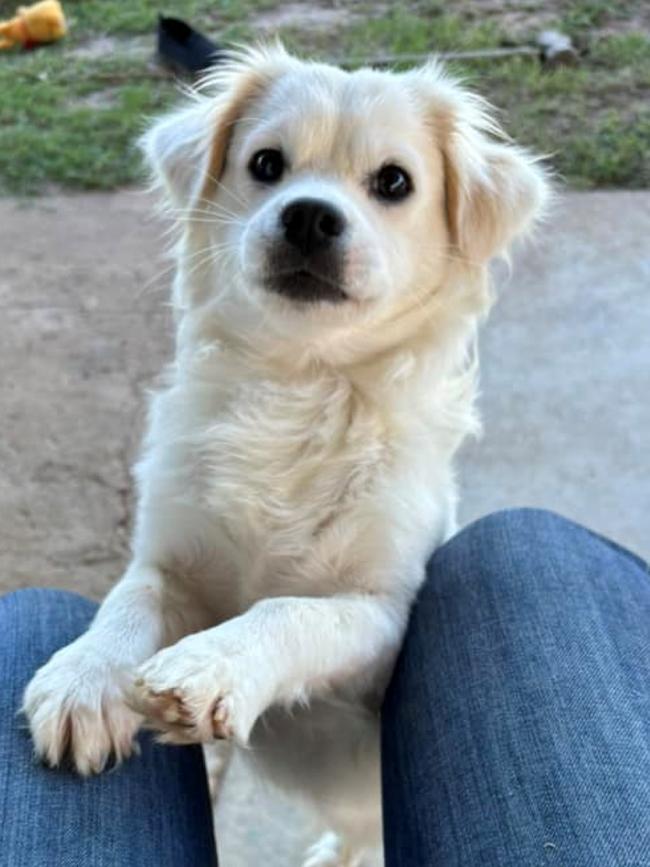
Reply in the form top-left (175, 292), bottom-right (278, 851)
top-left (22, 562), bottom-right (171, 775)
top-left (246, 700), bottom-right (384, 867)
top-left (204, 741), bottom-right (234, 801)
top-left (127, 592), bottom-right (404, 745)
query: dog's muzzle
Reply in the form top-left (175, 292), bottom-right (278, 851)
top-left (265, 197), bottom-right (348, 303)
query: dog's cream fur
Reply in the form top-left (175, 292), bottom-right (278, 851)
top-left (23, 45), bottom-right (549, 866)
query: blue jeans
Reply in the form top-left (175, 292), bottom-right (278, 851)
top-left (1, 510), bottom-right (648, 866)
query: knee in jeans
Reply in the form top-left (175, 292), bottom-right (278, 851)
top-left (0, 587), bottom-right (95, 624)
top-left (467, 507), bottom-right (569, 541)
top-left (425, 507), bottom-right (576, 606)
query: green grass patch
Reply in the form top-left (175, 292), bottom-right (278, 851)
top-left (0, 0), bottom-right (266, 36)
top-left (452, 49), bottom-right (650, 188)
top-left (0, 50), bottom-right (179, 192)
top-left (591, 33), bottom-right (650, 75)
top-left (560, 112), bottom-right (650, 187)
top-left (560, 0), bottom-right (644, 37)
top-left (341, 5), bottom-right (501, 57)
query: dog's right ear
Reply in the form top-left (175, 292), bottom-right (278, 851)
top-left (140, 44), bottom-right (293, 210)
top-left (139, 98), bottom-right (213, 209)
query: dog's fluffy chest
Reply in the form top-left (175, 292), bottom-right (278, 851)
top-left (193, 372), bottom-right (388, 561)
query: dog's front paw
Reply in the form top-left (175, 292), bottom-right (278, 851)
top-left (22, 639), bottom-right (142, 775)
top-left (127, 634), bottom-right (263, 746)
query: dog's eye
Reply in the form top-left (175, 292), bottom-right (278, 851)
top-left (373, 164), bottom-right (413, 202)
top-left (249, 149), bottom-right (285, 184)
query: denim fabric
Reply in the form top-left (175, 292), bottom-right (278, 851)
top-left (0, 588), bottom-right (217, 867)
top-left (382, 509), bottom-right (650, 867)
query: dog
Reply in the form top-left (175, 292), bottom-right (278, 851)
top-left (23, 44), bottom-right (549, 866)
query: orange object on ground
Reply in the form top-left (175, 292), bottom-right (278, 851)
top-left (0, 0), bottom-right (67, 50)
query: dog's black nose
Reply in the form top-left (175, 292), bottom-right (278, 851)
top-left (281, 198), bottom-right (345, 257)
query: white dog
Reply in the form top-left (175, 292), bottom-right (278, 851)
top-left (23, 44), bottom-right (549, 866)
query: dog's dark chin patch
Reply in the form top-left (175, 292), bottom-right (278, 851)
top-left (267, 269), bottom-right (348, 304)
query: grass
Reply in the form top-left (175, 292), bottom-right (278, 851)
top-left (0, 52), bottom-right (175, 192)
top-left (463, 44), bottom-right (650, 188)
top-left (0, 0), bottom-right (648, 194)
top-left (341, 6), bottom-right (502, 56)
top-left (0, 0), bottom-right (259, 194)
top-left (0, 0), bottom-right (265, 35)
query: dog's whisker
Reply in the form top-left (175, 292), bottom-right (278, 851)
top-left (203, 175), bottom-right (249, 211)
top-left (182, 243), bottom-right (229, 262)
top-left (167, 204), bottom-right (245, 225)
top-left (164, 193), bottom-right (245, 221)
top-left (194, 192), bottom-right (245, 213)
top-left (181, 242), bottom-right (237, 282)
top-left (192, 198), bottom-right (244, 219)
top-left (138, 242), bottom-right (232, 295)
top-left (177, 217), bottom-right (244, 230)
top-left (166, 206), bottom-right (231, 220)
top-left (137, 258), bottom-right (184, 296)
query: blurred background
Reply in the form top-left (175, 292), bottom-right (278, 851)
top-left (1, 2), bottom-right (648, 864)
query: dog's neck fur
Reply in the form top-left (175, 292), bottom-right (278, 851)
top-left (173, 246), bottom-right (490, 381)
top-left (166, 264), bottom-right (485, 492)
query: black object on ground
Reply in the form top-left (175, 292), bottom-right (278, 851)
top-left (157, 15), bottom-right (223, 77)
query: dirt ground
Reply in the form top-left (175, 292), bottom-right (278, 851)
top-left (1, 189), bottom-right (648, 863)
top-left (1, 193), bottom-right (165, 598)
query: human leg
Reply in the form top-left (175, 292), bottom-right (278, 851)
top-left (382, 509), bottom-right (650, 866)
top-left (0, 588), bottom-right (218, 867)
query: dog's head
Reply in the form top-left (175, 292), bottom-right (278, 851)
top-left (143, 45), bottom-right (549, 356)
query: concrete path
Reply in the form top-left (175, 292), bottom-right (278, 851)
top-left (1, 190), bottom-right (648, 864)
top-left (458, 192), bottom-right (649, 556)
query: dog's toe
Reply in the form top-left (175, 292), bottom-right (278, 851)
top-left (24, 644), bottom-right (141, 775)
top-left (211, 694), bottom-right (235, 739)
top-left (128, 665), bottom-right (234, 744)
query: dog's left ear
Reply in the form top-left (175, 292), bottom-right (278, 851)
top-left (411, 63), bottom-right (551, 263)
top-left (140, 44), bottom-right (292, 209)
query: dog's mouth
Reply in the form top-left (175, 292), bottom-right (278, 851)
top-left (266, 267), bottom-right (349, 304)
